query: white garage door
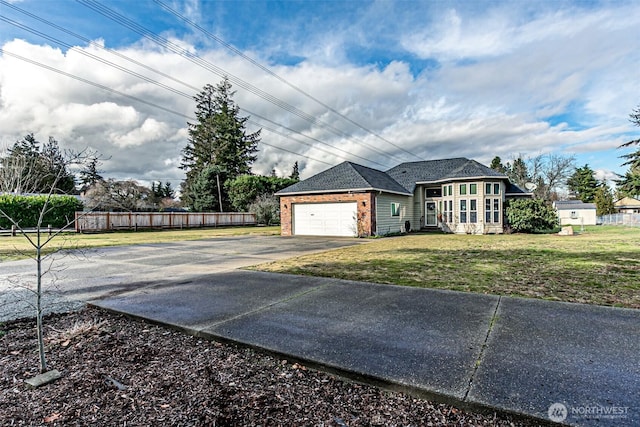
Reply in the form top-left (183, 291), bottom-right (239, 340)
top-left (293, 203), bottom-right (357, 237)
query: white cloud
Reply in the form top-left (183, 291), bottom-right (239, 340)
top-left (1, 0), bottom-right (639, 189)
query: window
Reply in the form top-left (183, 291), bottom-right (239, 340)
top-left (486, 198), bottom-right (501, 223)
top-left (470, 183), bottom-right (477, 195)
top-left (485, 199), bottom-right (492, 223)
top-left (460, 200), bottom-right (467, 223)
top-left (426, 188), bottom-right (442, 198)
top-left (494, 183), bottom-right (500, 194)
top-left (470, 199), bottom-right (477, 223)
top-left (460, 184), bottom-right (467, 195)
top-left (486, 182), bottom-right (492, 194)
top-left (442, 200), bottom-right (447, 223)
top-left (391, 202), bottom-right (400, 217)
top-left (443, 186), bottom-right (447, 196)
top-left (448, 200), bottom-right (453, 222)
top-left (570, 211), bottom-right (578, 219)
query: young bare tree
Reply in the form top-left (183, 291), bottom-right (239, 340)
top-left (0, 141), bottom-right (98, 375)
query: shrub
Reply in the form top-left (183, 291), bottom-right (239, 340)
top-left (505, 198), bottom-right (558, 233)
top-left (249, 194), bottom-right (280, 226)
top-left (0, 194), bottom-right (83, 229)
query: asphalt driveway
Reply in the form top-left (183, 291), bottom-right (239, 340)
top-left (0, 235), bottom-right (365, 321)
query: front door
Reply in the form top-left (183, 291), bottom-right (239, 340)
top-left (425, 201), bottom-right (437, 226)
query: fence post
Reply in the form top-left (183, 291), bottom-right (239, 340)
top-left (11, 225), bottom-right (16, 236)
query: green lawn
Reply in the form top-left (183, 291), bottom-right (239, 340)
top-left (0, 226), bottom-right (281, 261)
top-left (253, 226), bottom-right (640, 309)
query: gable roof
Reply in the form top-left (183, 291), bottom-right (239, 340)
top-left (276, 161), bottom-right (412, 196)
top-left (614, 196), bottom-right (640, 207)
top-left (554, 200), bottom-right (597, 210)
top-left (386, 158), bottom-right (508, 192)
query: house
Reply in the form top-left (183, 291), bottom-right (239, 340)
top-left (614, 196), bottom-right (640, 214)
top-left (276, 157), bottom-right (529, 237)
top-left (553, 200), bottom-right (597, 226)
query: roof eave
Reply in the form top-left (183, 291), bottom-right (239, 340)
top-left (276, 187), bottom-right (412, 197)
top-left (415, 175), bottom-right (508, 185)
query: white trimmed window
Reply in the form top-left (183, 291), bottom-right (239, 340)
top-left (485, 198), bottom-right (501, 223)
top-left (460, 200), bottom-right (467, 223)
top-left (485, 182), bottom-right (502, 195)
top-left (470, 199), bottom-right (477, 223)
top-left (391, 202), bottom-right (401, 217)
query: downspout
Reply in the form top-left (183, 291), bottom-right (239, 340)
top-left (373, 191), bottom-right (380, 236)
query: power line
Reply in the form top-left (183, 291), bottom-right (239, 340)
top-left (0, 5), bottom-right (386, 168)
top-left (152, 0), bottom-right (425, 163)
top-left (0, 48), bottom-right (334, 168)
top-left (75, 0), bottom-right (409, 165)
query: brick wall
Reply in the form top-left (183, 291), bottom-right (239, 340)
top-left (279, 192), bottom-right (375, 237)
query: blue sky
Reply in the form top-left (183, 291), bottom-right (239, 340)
top-left (1, 0), bottom-right (639, 189)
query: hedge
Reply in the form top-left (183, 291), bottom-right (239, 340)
top-left (0, 195), bottom-right (83, 229)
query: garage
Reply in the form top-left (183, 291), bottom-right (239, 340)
top-left (293, 202), bottom-right (357, 237)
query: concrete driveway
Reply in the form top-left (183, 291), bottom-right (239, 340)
top-left (0, 235), bottom-right (364, 321)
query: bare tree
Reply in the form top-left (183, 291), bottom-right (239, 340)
top-left (519, 153), bottom-right (575, 200)
top-left (83, 179), bottom-right (153, 212)
top-left (0, 144), bottom-right (40, 194)
top-left (0, 144), bottom-right (98, 375)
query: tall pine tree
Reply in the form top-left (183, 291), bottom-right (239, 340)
top-left (567, 164), bottom-right (598, 202)
top-left (180, 78), bottom-right (260, 211)
top-left (616, 105), bottom-right (640, 197)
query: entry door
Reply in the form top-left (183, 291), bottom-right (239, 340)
top-left (425, 201), bottom-right (437, 226)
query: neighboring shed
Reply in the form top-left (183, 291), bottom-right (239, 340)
top-left (554, 200), bottom-right (597, 226)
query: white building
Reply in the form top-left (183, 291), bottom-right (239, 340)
top-left (554, 200), bottom-right (597, 226)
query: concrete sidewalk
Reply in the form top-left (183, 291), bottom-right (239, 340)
top-left (90, 270), bottom-right (639, 426)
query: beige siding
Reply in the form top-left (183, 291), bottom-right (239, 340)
top-left (375, 193), bottom-right (414, 235)
top-left (558, 209), bottom-right (597, 226)
top-left (439, 180), bottom-right (505, 234)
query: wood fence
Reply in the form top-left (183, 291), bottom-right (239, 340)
top-left (75, 211), bottom-right (256, 232)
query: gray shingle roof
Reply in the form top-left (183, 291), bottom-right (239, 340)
top-left (386, 158), bottom-right (507, 192)
top-left (554, 200), bottom-right (597, 209)
top-left (276, 161), bottom-right (412, 195)
top-left (277, 158), bottom-right (509, 195)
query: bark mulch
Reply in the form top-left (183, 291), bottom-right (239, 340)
top-left (1, 307), bottom-right (530, 426)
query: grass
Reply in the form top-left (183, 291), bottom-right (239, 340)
top-left (0, 226), bottom-right (281, 261)
top-left (253, 226), bottom-right (640, 309)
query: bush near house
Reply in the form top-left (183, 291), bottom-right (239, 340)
top-left (0, 194), bottom-right (83, 229)
top-left (505, 198), bottom-right (558, 233)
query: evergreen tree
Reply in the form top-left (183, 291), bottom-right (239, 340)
top-left (3, 134), bottom-right (75, 194)
top-left (40, 137), bottom-right (76, 194)
top-left (594, 184), bottom-right (616, 216)
top-left (505, 157), bottom-right (530, 188)
top-left (616, 105), bottom-right (640, 197)
top-left (78, 156), bottom-right (103, 193)
top-left (162, 181), bottom-right (175, 199)
top-left (490, 156), bottom-right (507, 174)
top-left (180, 78), bottom-right (260, 211)
top-left (567, 164), bottom-right (598, 202)
top-left (290, 161), bottom-right (300, 180)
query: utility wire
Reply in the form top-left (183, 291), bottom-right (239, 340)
top-left (0, 6), bottom-right (384, 168)
top-left (75, 0), bottom-right (409, 165)
top-left (0, 48), bottom-right (334, 168)
top-left (153, 0), bottom-right (425, 162)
